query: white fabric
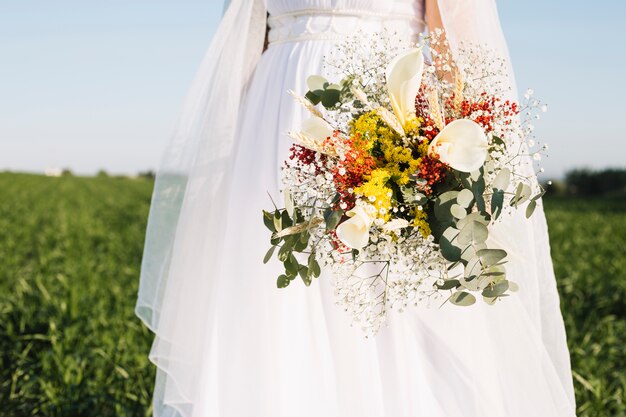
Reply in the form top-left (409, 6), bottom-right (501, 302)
top-left (136, 0), bottom-right (576, 416)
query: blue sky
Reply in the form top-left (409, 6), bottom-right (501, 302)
top-left (1, 0), bottom-right (624, 178)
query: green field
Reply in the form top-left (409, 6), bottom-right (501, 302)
top-left (0, 173), bottom-right (624, 416)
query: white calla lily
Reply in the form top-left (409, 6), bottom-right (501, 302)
top-left (336, 205), bottom-right (374, 250)
top-left (386, 47), bottom-right (425, 127)
top-left (428, 119), bottom-right (489, 173)
top-left (301, 116), bottom-right (334, 142)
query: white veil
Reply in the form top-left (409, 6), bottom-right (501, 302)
top-left (436, 0), bottom-right (575, 407)
top-left (135, 0), bottom-right (266, 415)
top-left (136, 0), bottom-right (574, 414)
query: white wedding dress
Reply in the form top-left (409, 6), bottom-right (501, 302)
top-left (135, 1), bottom-right (577, 416)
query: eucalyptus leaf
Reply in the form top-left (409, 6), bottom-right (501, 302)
top-left (306, 75), bottom-right (327, 91)
top-left (460, 242), bottom-right (487, 263)
top-left (526, 200), bottom-right (537, 218)
top-left (492, 168), bottom-right (511, 191)
top-left (449, 291), bottom-right (476, 306)
top-left (458, 221), bottom-right (488, 246)
top-left (435, 191), bottom-right (459, 222)
top-left (457, 189), bottom-right (474, 208)
top-left (464, 257), bottom-right (483, 279)
top-left (459, 275), bottom-right (481, 291)
top-left (450, 204), bottom-right (467, 219)
top-left (532, 189), bottom-right (547, 201)
top-left (439, 227), bottom-right (461, 262)
top-left (472, 177), bottom-right (486, 212)
top-left (491, 189), bottom-right (505, 219)
top-left (483, 296), bottom-right (498, 305)
top-left (482, 280), bottom-right (510, 298)
top-left (457, 212), bottom-right (490, 229)
top-left (476, 248), bottom-right (507, 266)
top-left (436, 279), bottom-right (461, 290)
top-left (511, 183), bottom-right (531, 208)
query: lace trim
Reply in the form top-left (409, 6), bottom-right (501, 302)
top-left (268, 10), bottom-right (424, 46)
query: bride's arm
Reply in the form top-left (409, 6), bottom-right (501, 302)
top-left (425, 0), bottom-right (444, 32)
top-left (424, 0), bottom-right (452, 81)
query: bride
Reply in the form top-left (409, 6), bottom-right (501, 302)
top-left (135, 0), bottom-right (577, 416)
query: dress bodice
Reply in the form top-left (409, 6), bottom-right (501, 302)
top-left (266, 0), bottom-right (425, 46)
top-left (266, 0), bottom-right (424, 16)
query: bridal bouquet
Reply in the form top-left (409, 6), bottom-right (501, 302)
top-left (262, 31), bottom-right (548, 334)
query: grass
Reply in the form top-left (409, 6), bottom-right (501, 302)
top-left (0, 173), bottom-right (624, 416)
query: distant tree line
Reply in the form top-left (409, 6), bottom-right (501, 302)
top-left (546, 168), bottom-right (626, 197)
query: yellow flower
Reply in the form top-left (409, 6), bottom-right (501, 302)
top-left (351, 111), bottom-right (427, 186)
top-left (354, 168), bottom-right (393, 221)
top-left (412, 208), bottom-right (431, 238)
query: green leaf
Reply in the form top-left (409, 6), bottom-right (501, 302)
top-left (457, 188), bottom-right (474, 208)
top-left (511, 183), bottom-right (531, 208)
top-left (531, 189), bottom-right (547, 201)
top-left (277, 275), bottom-right (290, 288)
top-left (305, 90), bottom-right (322, 105)
top-left (464, 257), bottom-right (483, 279)
top-left (298, 266), bottom-right (311, 286)
top-left (449, 291), bottom-right (476, 306)
top-left (492, 135), bottom-right (506, 149)
top-left (450, 204), bottom-right (467, 219)
top-left (263, 246), bottom-right (276, 264)
top-left (492, 168), bottom-right (511, 191)
top-left (263, 210), bottom-right (276, 232)
top-left (476, 248), bottom-right (507, 266)
top-left (435, 191), bottom-right (459, 222)
top-left (281, 210), bottom-right (293, 228)
top-left (324, 209), bottom-right (343, 230)
top-left (273, 210), bottom-right (282, 232)
top-left (526, 200), bottom-right (537, 218)
top-left (321, 89), bottom-right (341, 108)
top-left (482, 280), bottom-right (510, 298)
top-left (491, 189), bottom-right (505, 219)
top-left (439, 227), bottom-right (461, 262)
top-left (460, 242), bottom-right (487, 264)
top-left (436, 279), bottom-right (460, 290)
top-left (277, 243), bottom-right (291, 262)
top-left (483, 296), bottom-right (498, 305)
top-left (292, 234), bottom-right (308, 252)
top-left (457, 211), bottom-right (490, 230)
top-left (306, 75), bottom-right (328, 91)
top-left (458, 221), bottom-right (488, 246)
top-left (472, 177), bottom-right (486, 212)
top-left (284, 253), bottom-right (299, 277)
top-left (400, 186), bottom-right (427, 204)
top-left (308, 254), bottom-right (321, 278)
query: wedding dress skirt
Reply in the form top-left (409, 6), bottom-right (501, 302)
top-left (137, 1), bottom-right (576, 416)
